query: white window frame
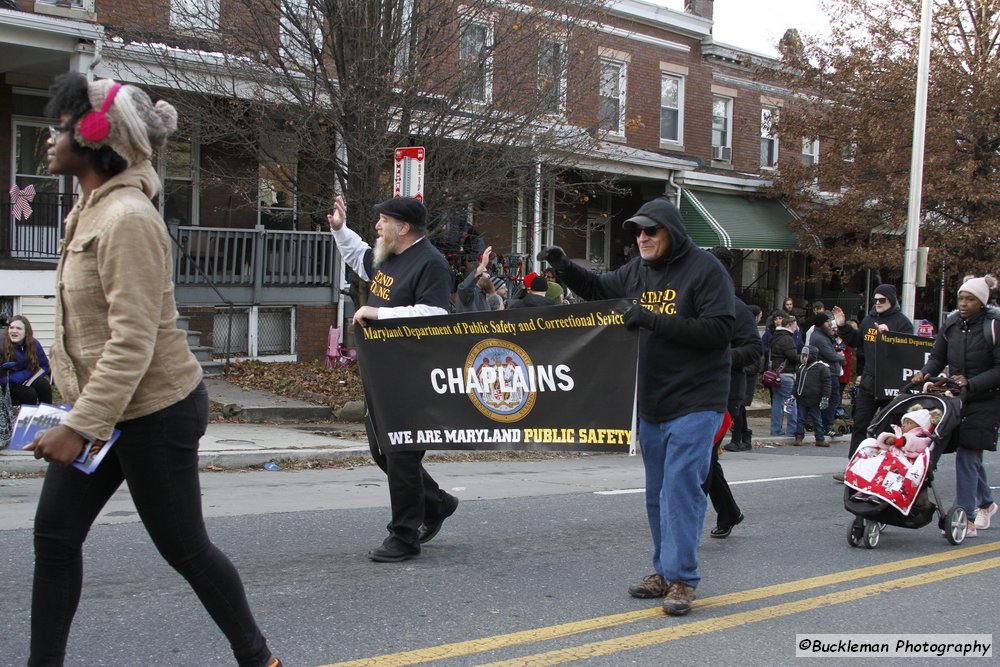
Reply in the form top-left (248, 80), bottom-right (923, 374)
top-left (711, 95), bottom-right (733, 162)
top-left (157, 137), bottom-right (200, 226)
top-left (537, 37), bottom-right (567, 115)
top-left (458, 15), bottom-right (494, 104)
top-left (598, 57), bottom-right (627, 137)
top-left (659, 73), bottom-right (684, 146)
top-left (258, 136), bottom-right (298, 229)
top-left (760, 105), bottom-right (780, 170)
top-left (170, 0), bottom-right (219, 32)
top-left (280, 0), bottom-right (324, 65)
top-left (801, 137), bottom-right (819, 167)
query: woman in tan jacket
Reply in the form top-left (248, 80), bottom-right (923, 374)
top-left (26, 73), bottom-right (281, 667)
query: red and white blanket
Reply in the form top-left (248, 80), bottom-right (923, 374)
top-left (844, 443), bottom-right (932, 516)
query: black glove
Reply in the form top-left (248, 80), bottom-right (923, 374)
top-left (624, 304), bottom-right (656, 331)
top-left (536, 246), bottom-right (570, 271)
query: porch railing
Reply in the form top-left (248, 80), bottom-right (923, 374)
top-left (169, 224), bottom-right (336, 288)
top-left (1, 190), bottom-right (73, 260)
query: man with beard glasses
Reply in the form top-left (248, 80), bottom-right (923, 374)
top-left (328, 195), bottom-right (459, 561)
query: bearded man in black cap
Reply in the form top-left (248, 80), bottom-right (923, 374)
top-left (328, 195), bottom-right (459, 561)
top-left (538, 197), bottom-right (734, 617)
top-left (832, 284), bottom-right (913, 467)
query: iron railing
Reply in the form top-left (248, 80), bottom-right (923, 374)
top-left (1, 190), bottom-right (73, 260)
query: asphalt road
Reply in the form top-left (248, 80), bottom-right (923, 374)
top-left (1, 444), bottom-right (997, 666)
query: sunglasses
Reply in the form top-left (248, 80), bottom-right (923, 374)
top-left (873, 297), bottom-right (888, 304)
top-left (633, 226), bottom-right (662, 238)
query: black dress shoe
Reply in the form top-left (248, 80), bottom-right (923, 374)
top-left (710, 513), bottom-right (745, 539)
top-left (419, 494), bottom-right (459, 544)
top-left (368, 543), bottom-right (419, 562)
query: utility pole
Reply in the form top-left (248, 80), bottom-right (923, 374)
top-left (901, 0), bottom-right (933, 321)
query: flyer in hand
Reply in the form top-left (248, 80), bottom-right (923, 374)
top-left (7, 403), bottom-right (120, 474)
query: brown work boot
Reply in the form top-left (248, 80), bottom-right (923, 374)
top-left (628, 573), bottom-right (669, 599)
top-left (662, 581), bottom-right (696, 616)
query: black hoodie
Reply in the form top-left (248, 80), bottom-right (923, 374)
top-left (556, 198), bottom-right (735, 421)
top-left (840, 303), bottom-right (913, 380)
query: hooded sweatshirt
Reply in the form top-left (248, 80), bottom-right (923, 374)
top-left (840, 302), bottom-right (913, 380)
top-left (556, 198), bottom-right (734, 421)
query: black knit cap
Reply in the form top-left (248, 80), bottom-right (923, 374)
top-left (874, 284), bottom-right (898, 308)
top-left (373, 196), bottom-right (427, 229)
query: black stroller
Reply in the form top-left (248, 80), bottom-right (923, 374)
top-left (844, 378), bottom-right (967, 549)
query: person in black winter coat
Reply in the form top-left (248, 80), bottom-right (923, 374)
top-left (912, 275), bottom-right (1000, 536)
top-left (768, 316), bottom-right (800, 436)
top-left (833, 284), bottom-right (913, 460)
top-left (810, 312), bottom-right (845, 436)
top-left (703, 246), bottom-right (761, 541)
top-left (792, 345), bottom-right (831, 446)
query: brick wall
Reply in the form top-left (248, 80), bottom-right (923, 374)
top-left (296, 304), bottom-right (336, 361)
top-left (179, 306), bottom-right (217, 349)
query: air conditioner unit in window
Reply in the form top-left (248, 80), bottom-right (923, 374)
top-left (712, 145), bottom-right (732, 162)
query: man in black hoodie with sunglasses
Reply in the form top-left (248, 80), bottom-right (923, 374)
top-left (538, 197), bottom-right (734, 617)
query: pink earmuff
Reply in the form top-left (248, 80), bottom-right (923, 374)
top-left (78, 82), bottom-right (122, 143)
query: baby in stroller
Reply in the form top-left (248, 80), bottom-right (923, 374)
top-left (850, 406), bottom-right (941, 502)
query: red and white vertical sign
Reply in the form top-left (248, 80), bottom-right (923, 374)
top-left (393, 146), bottom-right (425, 201)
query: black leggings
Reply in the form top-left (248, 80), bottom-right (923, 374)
top-left (29, 385), bottom-right (272, 667)
top-left (8, 377), bottom-right (53, 405)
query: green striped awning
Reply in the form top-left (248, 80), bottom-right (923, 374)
top-left (679, 189), bottom-right (799, 251)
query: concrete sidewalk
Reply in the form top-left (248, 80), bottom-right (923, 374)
top-left (2, 383), bottom-right (816, 476)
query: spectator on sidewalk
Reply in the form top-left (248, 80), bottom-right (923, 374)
top-left (454, 245), bottom-right (498, 313)
top-left (1, 315), bottom-right (53, 405)
top-left (810, 312), bottom-right (845, 437)
top-left (792, 345), bottom-right (831, 447)
top-left (27, 73), bottom-right (281, 667)
top-left (328, 194), bottom-right (459, 562)
top-left (538, 197), bottom-right (734, 617)
top-left (769, 315), bottom-right (800, 436)
top-left (507, 275), bottom-right (556, 309)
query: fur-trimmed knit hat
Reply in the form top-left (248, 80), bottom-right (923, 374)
top-left (958, 274), bottom-right (997, 307)
top-left (74, 78), bottom-right (177, 166)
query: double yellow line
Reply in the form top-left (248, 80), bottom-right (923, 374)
top-left (322, 541), bottom-right (1000, 667)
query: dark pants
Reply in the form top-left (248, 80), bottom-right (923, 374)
top-left (704, 415), bottom-right (741, 528)
top-left (849, 383), bottom-right (883, 457)
top-left (365, 408), bottom-right (452, 550)
top-left (30, 385), bottom-right (271, 667)
top-left (821, 381), bottom-right (841, 434)
top-left (9, 377), bottom-right (53, 405)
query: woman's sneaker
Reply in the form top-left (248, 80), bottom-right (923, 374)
top-left (974, 502), bottom-right (998, 530)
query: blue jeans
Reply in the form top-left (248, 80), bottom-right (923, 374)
top-left (821, 382), bottom-right (842, 434)
top-left (639, 411), bottom-right (722, 588)
top-left (795, 403), bottom-right (825, 442)
top-left (770, 374), bottom-right (796, 435)
top-left (955, 448), bottom-right (994, 517)
top-left (30, 385), bottom-right (272, 667)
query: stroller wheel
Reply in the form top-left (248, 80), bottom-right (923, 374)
top-left (863, 520), bottom-right (880, 549)
top-left (944, 507), bottom-right (968, 545)
top-left (847, 516), bottom-right (865, 547)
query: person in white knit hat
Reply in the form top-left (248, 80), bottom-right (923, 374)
top-left (26, 73), bottom-right (282, 667)
top-left (913, 274), bottom-right (1000, 538)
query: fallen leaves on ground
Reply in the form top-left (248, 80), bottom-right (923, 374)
top-left (219, 360), bottom-right (364, 408)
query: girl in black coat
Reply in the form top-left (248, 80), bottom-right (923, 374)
top-left (914, 275), bottom-right (1000, 536)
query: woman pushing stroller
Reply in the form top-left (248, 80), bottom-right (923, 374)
top-left (912, 275), bottom-right (1000, 538)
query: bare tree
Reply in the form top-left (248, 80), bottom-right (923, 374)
top-left (106, 0), bottom-right (616, 249)
top-left (764, 0), bottom-right (1000, 278)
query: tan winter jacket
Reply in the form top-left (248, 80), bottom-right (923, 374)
top-left (51, 161), bottom-right (202, 441)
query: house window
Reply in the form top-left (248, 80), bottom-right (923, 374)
top-left (712, 96), bottom-right (733, 162)
top-left (170, 0), bottom-right (219, 31)
top-left (842, 142), bottom-right (856, 163)
top-left (537, 38), bottom-right (566, 114)
top-left (159, 139), bottom-right (196, 226)
top-left (760, 106), bottom-right (779, 169)
top-left (598, 59), bottom-right (626, 135)
top-left (258, 137), bottom-right (297, 230)
top-left (660, 74), bottom-right (683, 144)
top-left (280, 0), bottom-right (324, 64)
top-left (459, 17), bottom-right (493, 103)
top-left (802, 138), bottom-right (819, 167)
